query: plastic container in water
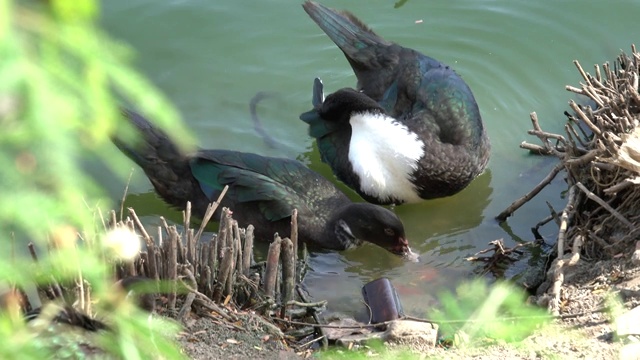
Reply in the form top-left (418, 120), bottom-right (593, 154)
top-left (361, 277), bottom-right (404, 324)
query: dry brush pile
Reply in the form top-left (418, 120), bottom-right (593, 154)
top-left (498, 45), bottom-right (640, 315)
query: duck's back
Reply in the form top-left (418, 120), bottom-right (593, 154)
top-left (390, 56), bottom-right (490, 198)
top-left (191, 150), bottom-right (350, 241)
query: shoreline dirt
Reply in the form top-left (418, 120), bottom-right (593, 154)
top-left (175, 255), bottom-right (639, 359)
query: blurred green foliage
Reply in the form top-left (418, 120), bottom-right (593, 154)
top-left (318, 280), bottom-right (550, 359)
top-left (0, 0), bottom-right (189, 357)
top-left (430, 280), bottom-right (549, 343)
top-left (0, 0), bottom-right (191, 240)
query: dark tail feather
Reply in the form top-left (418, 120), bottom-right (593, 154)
top-left (112, 109), bottom-right (184, 170)
top-left (112, 109), bottom-right (198, 211)
top-left (302, 1), bottom-right (388, 58)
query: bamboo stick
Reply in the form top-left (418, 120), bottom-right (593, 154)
top-left (263, 235), bottom-right (282, 298)
top-left (233, 220), bottom-right (243, 282)
top-left (290, 209), bottom-right (299, 281)
top-left (209, 234), bottom-right (218, 281)
top-left (213, 211), bottom-right (234, 303)
top-left (204, 265), bottom-right (213, 299)
top-left (167, 226), bottom-right (179, 311)
top-left (280, 237), bottom-right (295, 318)
top-left (242, 225), bottom-right (254, 276)
top-left (128, 208), bottom-right (158, 281)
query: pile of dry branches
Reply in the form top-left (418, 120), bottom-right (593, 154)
top-left (498, 45), bottom-right (640, 313)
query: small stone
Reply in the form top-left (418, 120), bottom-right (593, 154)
top-left (620, 343), bottom-right (640, 360)
top-left (334, 319), bottom-right (438, 349)
top-left (616, 306), bottom-right (640, 337)
top-left (382, 320), bottom-right (439, 347)
top-left (632, 242), bottom-right (640, 265)
top-left (325, 318), bottom-right (371, 341)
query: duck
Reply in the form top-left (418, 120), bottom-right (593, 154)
top-left (299, 1), bottom-right (490, 206)
top-left (112, 109), bottom-right (417, 260)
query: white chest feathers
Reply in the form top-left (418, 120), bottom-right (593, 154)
top-left (348, 112), bottom-right (425, 203)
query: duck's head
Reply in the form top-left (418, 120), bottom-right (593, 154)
top-left (320, 88), bottom-right (384, 120)
top-left (300, 78), bottom-right (384, 124)
top-left (336, 203), bottom-right (419, 262)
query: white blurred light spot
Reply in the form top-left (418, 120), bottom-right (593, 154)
top-left (103, 227), bottom-right (141, 260)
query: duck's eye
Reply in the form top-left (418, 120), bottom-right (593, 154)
top-left (384, 228), bottom-right (395, 236)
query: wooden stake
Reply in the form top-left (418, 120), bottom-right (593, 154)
top-left (213, 209), bottom-right (234, 303)
top-left (290, 209), bottom-right (299, 281)
top-left (263, 235), bottom-right (282, 298)
top-left (167, 226), bottom-right (179, 311)
top-left (128, 208), bottom-right (158, 281)
top-left (242, 225), bottom-right (255, 276)
top-left (280, 237), bottom-right (294, 318)
top-left (233, 221), bottom-right (243, 283)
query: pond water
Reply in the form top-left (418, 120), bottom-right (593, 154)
top-left (101, 0), bottom-right (640, 317)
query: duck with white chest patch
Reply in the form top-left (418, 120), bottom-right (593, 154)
top-left (299, 1), bottom-right (490, 205)
top-left (301, 83), bottom-right (425, 205)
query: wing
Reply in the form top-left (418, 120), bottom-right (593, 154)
top-left (189, 151), bottom-right (314, 221)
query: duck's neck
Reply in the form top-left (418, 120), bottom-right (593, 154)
top-left (348, 111), bottom-right (425, 204)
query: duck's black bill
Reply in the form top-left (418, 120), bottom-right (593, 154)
top-left (299, 109), bottom-right (321, 124)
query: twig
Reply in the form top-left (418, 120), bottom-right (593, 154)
top-left (297, 335), bottom-right (327, 350)
top-left (194, 185), bottom-right (229, 242)
top-left (120, 169), bottom-right (134, 222)
top-left (520, 142), bottom-right (552, 155)
top-left (557, 185), bottom-right (576, 257)
top-left (286, 300), bottom-right (327, 308)
top-left (193, 297), bottom-right (237, 323)
top-left (575, 182), bottom-right (633, 229)
top-left (548, 186), bottom-right (578, 316)
top-left (573, 60), bottom-right (592, 86)
top-left (569, 100), bottom-right (602, 137)
top-left (178, 292), bottom-right (196, 323)
top-left (496, 162), bottom-right (564, 221)
top-left (296, 285), bottom-right (328, 349)
top-left (109, 210), bottom-right (117, 230)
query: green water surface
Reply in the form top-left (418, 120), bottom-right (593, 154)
top-left (101, 0), bottom-right (640, 316)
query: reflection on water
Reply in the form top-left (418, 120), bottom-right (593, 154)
top-left (103, 0), bottom-right (640, 315)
